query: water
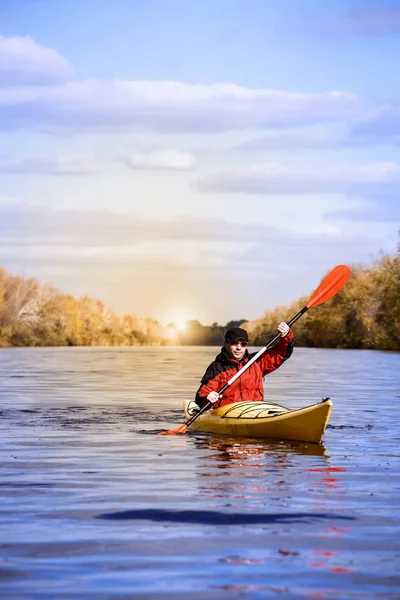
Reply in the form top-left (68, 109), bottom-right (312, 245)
top-left (0, 346), bottom-right (399, 599)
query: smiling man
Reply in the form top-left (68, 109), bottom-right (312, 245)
top-left (195, 324), bottom-right (294, 410)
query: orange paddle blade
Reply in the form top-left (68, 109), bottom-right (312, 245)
top-left (159, 424), bottom-right (188, 436)
top-left (307, 265), bottom-right (351, 309)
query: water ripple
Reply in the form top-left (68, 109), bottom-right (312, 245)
top-left (1, 346), bottom-right (399, 599)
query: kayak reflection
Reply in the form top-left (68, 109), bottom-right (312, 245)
top-left (192, 434), bottom-right (328, 463)
top-left (189, 435), bottom-right (329, 502)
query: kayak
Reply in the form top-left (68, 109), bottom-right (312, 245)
top-left (183, 398), bottom-right (333, 444)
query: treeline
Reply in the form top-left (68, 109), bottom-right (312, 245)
top-left (0, 268), bottom-right (169, 347)
top-left (0, 266), bottom-right (245, 348)
top-left (178, 319), bottom-right (247, 346)
top-left (1, 237), bottom-right (399, 350)
top-left (247, 245), bottom-right (400, 352)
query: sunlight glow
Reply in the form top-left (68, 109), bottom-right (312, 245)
top-left (166, 311), bottom-right (190, 333)
top-left (173, 318), bottom-right (188, 333)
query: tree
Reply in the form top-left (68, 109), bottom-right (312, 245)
top-left (371, 253), bottom-right (400, 350)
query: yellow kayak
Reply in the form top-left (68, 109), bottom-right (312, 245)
top-left (183, 398), bottom-right (333, 444)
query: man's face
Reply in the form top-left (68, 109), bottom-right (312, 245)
top-left (225, 339), bottom-right (248, 360)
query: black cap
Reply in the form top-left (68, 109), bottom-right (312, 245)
top-left (225, 327), bottom-right (249, 343)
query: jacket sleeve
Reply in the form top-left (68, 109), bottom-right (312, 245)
top-left (195, 361), bottom-right (226, 409)
top-left (258, 329), bottom-right (294, 376)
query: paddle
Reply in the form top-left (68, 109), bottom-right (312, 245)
top-left (160, 264), bottom-right (351, 436)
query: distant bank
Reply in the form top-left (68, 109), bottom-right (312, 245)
top-left (1, 242), bottom-right (399, 351)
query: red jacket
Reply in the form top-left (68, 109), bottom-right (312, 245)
top-left (195, 331), bottom-right (294, 409)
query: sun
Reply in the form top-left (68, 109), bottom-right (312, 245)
top-left (173, 318), bottom-right (188, 333)
top-left (166, 310), bottom-right (190, 333)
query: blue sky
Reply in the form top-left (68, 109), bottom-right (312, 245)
top-left (0, 0), bottom-right (399, 326)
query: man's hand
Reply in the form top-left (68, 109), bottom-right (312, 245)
top-left (207, 391), bottom-right (221, 404)
top-left (277, 322), bottom-right (290, 337)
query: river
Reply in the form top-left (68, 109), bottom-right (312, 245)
top-left (0, 346), bottom-right (399, 599)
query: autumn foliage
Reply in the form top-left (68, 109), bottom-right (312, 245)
top-left (1, 240), bottom-right (399, 350)
top-left (0, 269), bottom-right (169, 348)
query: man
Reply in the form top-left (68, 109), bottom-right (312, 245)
top-left (195, 324), bottom-right (294, 409)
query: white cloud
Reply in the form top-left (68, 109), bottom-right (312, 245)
top-left (0, 205), bottom-right (285, 247)
top-left (1, 203), bottom-right (388, 266)
top-left (0, 154), bottom-right (100, 175)
top-left (0, 78), bottom-right (359, 132)
top-left (196, 161), bottom-right (400, 196)
top-left (0, 35), bottom-right (74, 87)
top-left (123, 149), bottom-right (197, 171)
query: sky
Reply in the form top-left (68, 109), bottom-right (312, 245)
top-left (0, 0), bottom-right (399, 327)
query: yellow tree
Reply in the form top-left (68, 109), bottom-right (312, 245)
top-left (371, 251), bottom-right (400, 350)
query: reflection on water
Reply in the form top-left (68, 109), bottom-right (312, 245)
top-left (0, 346), bottom-right (399, 599)
top-left (194, 434), bottom-right (328, 459)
